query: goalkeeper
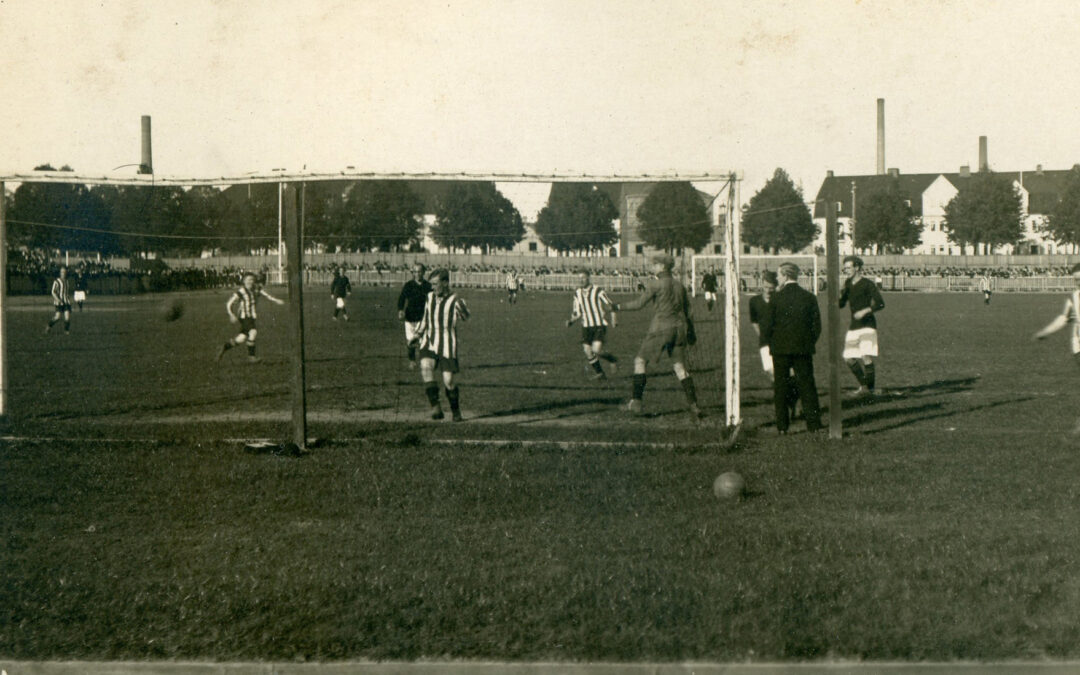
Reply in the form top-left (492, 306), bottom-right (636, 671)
top-left (614, 253), bottom-right (702, 420)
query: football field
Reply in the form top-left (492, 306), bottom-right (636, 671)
top-left (3, 286), bottom-right (1080, 662)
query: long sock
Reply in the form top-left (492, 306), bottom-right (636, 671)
top-left (590, 359), bottom-right (604, 374)
top-left (864, 363), bottom-right (876, 390)
top-left (632, 373), bottom-right (647, 400)
top-left (425, 383), bottom-right (440, 407)
top-left (848, 361), bottom-right (867, 387)
top-left (446, 386), bottom-right (460, 413)
top-left (247, 344), bottom-right (256, 357)
top-left (599, 352), bottom-right (617, 363)
top-left (222, 341), bottom-right (232, 352)
top-left (679, 376), bottom-right (698, 405)
top-left (408, 345), bottom-right (416, 362)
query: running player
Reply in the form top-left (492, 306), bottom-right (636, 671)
top-left (45, 266), bottom-right (74, 334)
top-left (839, 255), bottom-right (886, 397)
top-left (217, 272), bottom-right (285, 363)
top-left (566, 271), bottom-right (618, 380)
top-left (615, 253), bottom-right (702, 420)
top-left (416, 269), bottom-right (470, 421)
top-left (506, 269), bottom-right (520, 304)
top-left (398, 263), bottom-right (433, 370)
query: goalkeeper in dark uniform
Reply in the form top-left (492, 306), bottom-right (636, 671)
top-left (330, 266), bottom-right (352, 321)
top-left (398, 263), bottom-right (433, 370)
top-left (615, 253), bottom-right (702, 420)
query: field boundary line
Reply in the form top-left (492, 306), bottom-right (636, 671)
top-left (5, 659), bottom-right (1080, 674)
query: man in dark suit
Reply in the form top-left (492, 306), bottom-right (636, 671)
top-left (760, 262), bottom-right (822, 434)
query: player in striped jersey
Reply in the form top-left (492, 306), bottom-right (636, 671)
top-left (565, 272), bottom-right (618, 379)
top-left (216, 272), bottom-right (285, 363)
top-left (416, 269), bottom-right (470, 421)
top-left (45, 266), bottom-right (74, 334)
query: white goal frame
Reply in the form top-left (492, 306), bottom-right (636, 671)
top-left (692, 253), bottom-right (819, 297)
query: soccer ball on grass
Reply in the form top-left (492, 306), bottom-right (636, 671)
top-left (162, 299), bottom-right (185, 322)
top-left (713, 471), bottom-right (745, 500)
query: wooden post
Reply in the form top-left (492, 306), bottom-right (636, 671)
top-left (825, 200), bottom-right (843, 440)
top-left (283, 184), bottom-right (307, 448)
top-left (0, 181), bottom-right (7, 417)
top-left (723, 174), bottom-right (741, 427)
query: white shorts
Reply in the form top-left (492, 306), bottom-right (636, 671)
top-left (74, 290), bottom-right (86, 302)
top-left (759, 345), bottom-right (773, 374)
top-left (405, 320), bottom-right (423, 343)
top-left (335, 297), bottom-right (346, 309)
top-left (843, 327), bottom-right (879, 360)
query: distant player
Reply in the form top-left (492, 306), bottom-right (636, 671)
top-left (330, 266), bottom-right (352, 321)
top-left (73, 273), bottom-right (88, 311)
top-left (615, 253), bottom-right (702, 420)
top-left (701, 268), bottom-right (719, 311)
top-left (566, 271), bottom-right (618, 380)
top-left (46, 266), bottom-right (74, 334)
top-left (839, 255), bottom-right (886, 397)
top-left (506, 269), bottom-right (520, 304)
top-left (217, 272), bottom-right (285, 363)
top-left (417, 269), bottom-right (470, 421)
top-left (978, 274), bottom-right (992, 305)
top-left (398, 263), bottom-right (433, 370)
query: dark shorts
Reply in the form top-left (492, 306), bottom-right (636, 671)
top-left (54, 303), bottom-right (72, 313)
top-left (581, 326), bottom-right (607, 344)
top-left (419, 349), bottom-right (460, 373)
top-left (237, 318), bottom-right (257, 335)
top-left (637, 325), bottom-right (687, 364)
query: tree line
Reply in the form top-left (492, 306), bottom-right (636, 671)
top-left (4, 166), bottom-right (725, 258)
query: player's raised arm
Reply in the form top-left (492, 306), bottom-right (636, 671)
top-left (1034, 298), bottom-right (1072, 340)
top-left (260, 288), bottom-right (286, 305)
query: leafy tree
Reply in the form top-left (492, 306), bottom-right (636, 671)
top-left (178, 186), bottom-right (229, 256)
top-left (108, 186), bottom-right (186, 256)
top-left (303, 182), bottom-right (347, 251)
top-left (855, 179), bottom-right (922, 253)
top-left (431, 182), bottom-right (524, 253)
top-left (534, 183), bottom-right (618, 254)
top-left (741, 168), bottom-right (816, 253)
top-left (1044, 166), bottom-right (1080, 247)
top-left (944, 171), bottom-right (1023, 254)
top-left (634, 182), bottom-right (711, 254)
top-left (9, 165), bottom-right (98, 252)
top-left (341, 181), bottom-right (424, 252)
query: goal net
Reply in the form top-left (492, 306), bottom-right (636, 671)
top-left (692, 253), bottom-right (819, 296)
top-left (0, 169), bottom-right (747, 443)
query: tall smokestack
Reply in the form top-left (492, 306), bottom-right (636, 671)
top-left (139, 115), bottom-right (153, 174)
top-left (978, 136), bottom-right (988, 172)
top-left (876, 98), bottom-right (885, 175)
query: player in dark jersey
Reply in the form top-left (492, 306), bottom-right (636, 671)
top-left (398, 263), bottom-right (433, 370)
top-left (839, 256), bottom-right (886, 397)
top-left (615, 253), bottom-right (702, 420)
top-left (330, 266), bottom-right (352, 321)
top-left (701, 269), bottom-right (719, 311)
top-left (46, 266), bottom-right (74, 334)
top-left (416, 269), bottom-right (470, 421)
top-left (566, 272), bottom-right (618, 380)
top-left (217, 272), bottom-right (285, 363)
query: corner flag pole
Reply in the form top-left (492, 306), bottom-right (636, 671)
top-left (283, 184), bottom-right (308, 449)
top-left (825, 200), bottom-right (843, 440)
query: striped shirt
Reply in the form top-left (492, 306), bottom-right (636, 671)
top-left (419, 291), bottom-right (470, 359)
top-left (231, 285), bottom-right (259, 319)
top-left (51, 277), bottom-right (73, 305)
top-left (572, 285), bottom-right (613, 328)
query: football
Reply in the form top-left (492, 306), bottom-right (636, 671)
top-left (162, 299), bottom-right (185, 322)
top-left (713, 471), bottom-right (745, 499)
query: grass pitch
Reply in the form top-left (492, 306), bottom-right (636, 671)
top-left (3, 287), bottom-right (1080, 662)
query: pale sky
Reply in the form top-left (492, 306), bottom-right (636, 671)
top-left (3, 0), bottom-right (1080, 218)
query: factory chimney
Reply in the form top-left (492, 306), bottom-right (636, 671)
top-left (978, 136), bottom-right (988, 172)
top-left (139, 115), bottom-right (153, 174)
top-left (876, 98), bottom-right (885, 175)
